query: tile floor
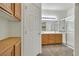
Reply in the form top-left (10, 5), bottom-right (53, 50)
top-left (38, 45), bottom-right (73, 56)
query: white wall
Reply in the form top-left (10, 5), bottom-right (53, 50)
top-left (0, 18), bottom-right (9, 40)
top-left (42, 10), bottom-right (67, 20)
top-left (75, 3), bottom-right (79, 56)
top-left (8, 22), bottom-right (21, 37)
top-left (0, 14), bottom-right (21, 40)
top-left (67, 8), bottom-right (74, 17)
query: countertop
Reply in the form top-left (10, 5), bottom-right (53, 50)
top-left (0, 37), bottom-right (21, 54)
top-left (41, 31), bottom-right (62, 34)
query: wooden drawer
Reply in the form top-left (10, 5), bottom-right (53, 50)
top-left (55, 34), bottom-right (62, 44)
top-left (55, 39), bottom-right (62, 44)
top-left (42, 34), bottom-right (49, 44)
top-left (48, 34), bottom-right (55, 44)
top-left (42, 34), bottom-right (62, 45)
top-left (55, 34), bottom-right (62, 40)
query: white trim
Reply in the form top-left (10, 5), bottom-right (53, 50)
top-left (21, 3), bottom-right (24, 56)
top-left (65, 44), bottom-right (74, 50)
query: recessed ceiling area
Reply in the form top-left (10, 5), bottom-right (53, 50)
top-left (42, 3), bottom-right (74, 11)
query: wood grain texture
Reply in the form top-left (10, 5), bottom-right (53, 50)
top-left (14, 3), bottom-right (21, 21)
top-left (42, 34), bottom-right (62, 45)
top-left (15, 41), bottom-right (21, 56)
top-left (42, 34), bottom-right (49, 44)
top-left (0, 3), bottom-right (21, 21)
top-left (1, 47), bottom-right (14, 56)
top-left (0, 3), bottom-right (14, 15)
top-left (0, 37), bottom-right (21, 56)
top-left (55, 34), bottom-right (62, 44)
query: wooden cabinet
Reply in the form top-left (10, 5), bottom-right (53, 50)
top-left (1, 47), bottom-right (14, 56)
top-left (55, 34), bottom-right (62, 44)
top-left (42, 34), bottom-right (62, 45)
top-left (48, 34), bottom-right (55, 44)
top-left (0, 3), bottom-right (21, 21)
top-left (42, 34), bottom-right (49, 44)
top-left (0, 37), bottom-right (21, 56)
top-left (14, 3), bottom-right (21, 21)
top-left (15, 41), bottom-right (21, 56)
top-left (0, 3), bottom-right (14, 15)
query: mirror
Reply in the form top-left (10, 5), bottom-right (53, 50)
top-left (41, 19), bottom-right (66, 32)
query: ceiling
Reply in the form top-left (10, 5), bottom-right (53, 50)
top-left (42, 3), bottom-right (74, 11)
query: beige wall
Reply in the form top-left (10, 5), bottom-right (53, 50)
top-left (8, 22), bottom-right (21, 37)
top-left (0, 18), bottom-right (9, 40)
top-left (0, 15), bottom-right (21, 40)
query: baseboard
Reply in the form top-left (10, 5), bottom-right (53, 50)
top-left (42, 43), bottom-right (62, 46)
top-left (63, 44), bottom-right (74, 50)
top-left (37, 53), bottom-right (41, 56)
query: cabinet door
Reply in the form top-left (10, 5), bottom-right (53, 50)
top-left (48, 34), bottom-right (55, 44)
top-left (55, 34), bottom-right (62, 44)
top-left (42, 34), bottom-right (49, 45)
top-left (15, 41), bottom-right (21, 56)
top-left (1, 47), bottom-right (14, 56)
top-left (0, 3), bottom-right (14, 15)
top-left (14, 3), bottom-right (21, 21)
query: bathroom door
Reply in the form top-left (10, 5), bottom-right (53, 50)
top-left (23, 4), bottom-right (41, 56)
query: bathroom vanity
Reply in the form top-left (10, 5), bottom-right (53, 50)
top-left (41, 32), bottom-right (62, 45)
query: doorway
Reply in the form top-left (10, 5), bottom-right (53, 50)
top-left (39, 3), bottom-right (74, 56)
